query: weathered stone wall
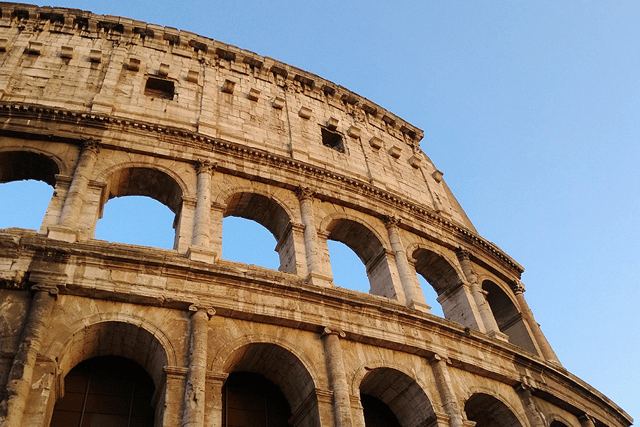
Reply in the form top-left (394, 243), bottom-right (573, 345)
top-left (0, 3), bottom-right (631, 427)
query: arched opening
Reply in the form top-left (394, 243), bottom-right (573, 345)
top-left (551, 421), bottom-right (570, 427)
top-left (464, 393), bottom-right (522, 427)
top-left (95, 196), bottom-right (175, 249)
top-left (417, 276), bottom-right (444, 317)
top-left (0, 150), bottom-right (59, 230)
top-left (361, 394), bottom-right (402, 427)
top-left (327, 239), bottom-right (369, 293)
top-left (482, 280), bottom-right (538, 354)
top-left (359, 368), bottom-right (436, 427)
top-left (412, 248), bottom-right (465, 323)
top-left (97, 167), bottom-right (183, 249)
top-left (222, 216), bottom-right (279, 269)
top-left (326, 219), bottom-right (397, 299)
top-left (223, 371), bottom-right (292, 427)
top-left (223, 193), bottom-right (294, 272)
top-left (49, 355), bottom-right (155, 427)
top-left (223, 343), bottom-right (319, 427)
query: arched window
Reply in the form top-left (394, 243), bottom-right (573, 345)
top-left (223, 371), bottom-right (292, 427)
top-left (482, 280), bottom-right (538, 354)
top-left (0, 150), bottom-right (59, 230)
top-left (50, 356), bottom-right (155, 427)
top-left (412, 248), bottom-right (464, 321)
top-left (222, 216), bottom-right (279, 269)
top-left (464, 393), bottom-right (522, 427)
top-left (223, 193), bottom-right (294, 272)
top-left (327, 239), bottom-right (369, 293)
top-left (325, 219), bottom-right (396, 299)
top-left (361, 394), bottom-right (401, 427)
top-left (97, 167), bottom-right (183, 249)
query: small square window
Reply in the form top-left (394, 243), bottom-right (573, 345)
top-left (144, 77), bottom-right (175, 100)
top-left (321, 128), bottom-right (345, 153)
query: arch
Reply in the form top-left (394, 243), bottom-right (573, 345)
top-left (409, 246), bottom-right (464, 295)
top-left (357, 366), bottom-right (438, 427)
top-left (463, 392), bottom-right (525, 427)
top-left (100, 165), bottom-right (185, 214)
top-left (212, 336), bottom-right (320, 427)
top-left (482, 279), bottom-right (538, 354)
top-left (548, 414), bottom-right (579, 427)
top-left (0, 149), bottom-right (60, 186)
top-left (318, 213), bottom-right (391, 258)
top-left (46, 314), bottom-right (176, 390)
top-left (221, 189), bottom-right (294, 241)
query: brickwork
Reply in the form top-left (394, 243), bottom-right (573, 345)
top-left (0, 3), bottom-right (631, 427)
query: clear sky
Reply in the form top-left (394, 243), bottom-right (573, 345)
top-left (1, 1), bottom-right (638, 422)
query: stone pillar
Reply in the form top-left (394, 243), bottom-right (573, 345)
top-left (321, 327), bottom-right (353, 427)
top-left (182, 306), bottom-right (214, 427)
top-left (579, 414), bottom-right (597, 427)
top-left (205, 374), bottom-right (227, 427)
top-left (384, 216), bottom-right (430, 312)
top-left (456, 249), bottom-right (507, 341)
top-left (297, 187), bottom-right (332, 286)
top-left (1, 285), bottom-right (58, 427)
top-left (188, 161), bottom-right (218, 263)
top-left (429, 355), bottom-right (464, 427)
top-left (48, 141), bottom-right (100, 242)
top-left (511, 280), bottom-right (561, 364)
top-left (514, 382), bottom-right (546, 427)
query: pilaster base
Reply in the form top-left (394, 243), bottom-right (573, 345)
top-left (187, 246), bottom-right (217, 264)
top-left (407, 300), bottom-right (432, 314)
top-left (306, 272), bottom-right (334, 288)
top-left (46, 225), bottom-right (78, 243)
top-left (487, 329), bottom-right (510, 342)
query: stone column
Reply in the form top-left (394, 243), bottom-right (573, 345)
top-left (511, 280), bottom-right (561, 364)
top-left (321, 327), bottom-right (353, 427)
top-left (188, 161), bottom-right (218, 263)
top-left (1, 285), bottom-right (58, 427)
top-left (182, 306), bottom-right (214, 427)
top-left (456, 249), bottom-right (507, 341)
top-left (514, 382), bottom-right (546, 427)
top-left (429, 355), bottom-right (463, 427)
top-left (579, 414), bottom-right (597, 427)
top-left (48, 141), bottom-right (100, 242)
top-left (297, 187), bottom-right (332, 286)
top-left (384, 216), bottom-right (429, 312)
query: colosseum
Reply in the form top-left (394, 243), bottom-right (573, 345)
top-left (0, 3), bottom-right (632, 427)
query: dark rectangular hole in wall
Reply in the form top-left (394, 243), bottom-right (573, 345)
top-left (144, 77), bottom-right (175, 100)
top-left (321, 128), bottom-right (345, 153)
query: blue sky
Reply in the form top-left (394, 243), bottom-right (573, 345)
top-left (1, 1), bottom-right (638, 422)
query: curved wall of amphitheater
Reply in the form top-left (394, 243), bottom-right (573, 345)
top-left (0, 3), bottom-right (631, 427)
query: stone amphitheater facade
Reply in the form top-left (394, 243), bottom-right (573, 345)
top-left (0, 3), bottom-right (631, 427)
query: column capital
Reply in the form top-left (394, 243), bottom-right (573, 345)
top-left (511, 279), bottom-right (526, 294)
top-left (428, 353), bottom-right (451, 365)
top-left (30, 284), bottom-right (59, 296)
top-left (295, 186), bottom-right (315, 201)
top-left (321, 327), bottom-right (346, 339)
top-left (455, 247), bottom-right (470, 261)
top-left (80, 138), bottom-right (101, 153)
top-left (383, 214), bottom-right (401, 228)
top-left (195, 159), bottom-right (216, 174)
top-left (188, 304), bottom-right (216, 319)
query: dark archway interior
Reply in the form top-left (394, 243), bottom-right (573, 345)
top-left (464, 393), bottom-right (522, 427)
top-left (0, 150), bottom-right (59, 186)
top-left (362, 394), bottom-right (402, 427)
top-left (50, 355), bottom-right (155, 427)
top-left (360, 368), bottom-right (436, 427)
top-left (223, 371), bottom-right (292, 427)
